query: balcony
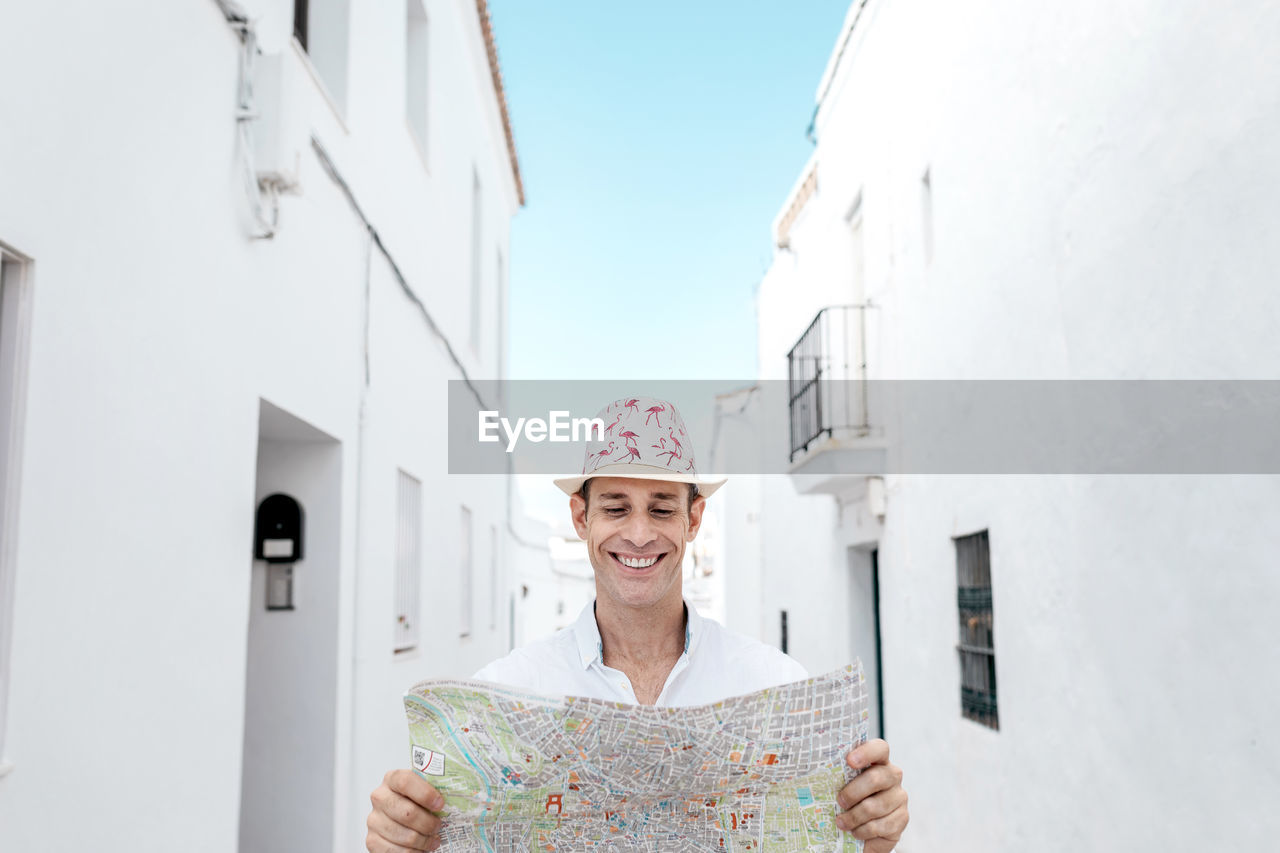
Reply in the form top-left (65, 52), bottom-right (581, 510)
top-left (786, 304), bottom-right (887, 494)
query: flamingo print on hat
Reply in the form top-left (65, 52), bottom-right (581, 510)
top-left (553, 396), bottom-right (726, 498)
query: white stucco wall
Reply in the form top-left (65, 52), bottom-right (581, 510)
top-left (241, 427), bottom-right (343, 853)
top-left (0, 1), bottom-right (528, 850)
top-left (743, 1), bottom-right (1280, 850)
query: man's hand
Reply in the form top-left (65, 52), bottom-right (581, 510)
top-left (366, 769), bottom-right (445, 852)
top-left (835, 739), bottom-right (909, 852)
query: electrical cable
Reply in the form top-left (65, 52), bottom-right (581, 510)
top-left (308, 136), bottom-right (490, 414)
top-left (212, 0), bottom-right (281, 238)
top-left (306, 137), bottom-right (549, 556)
top-left (215, 2), bottom-right (547, 558)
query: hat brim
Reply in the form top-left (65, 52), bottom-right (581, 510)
top-left (554, 463), bottom-right (726, 499)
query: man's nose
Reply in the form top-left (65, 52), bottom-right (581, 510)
top-left (618, 513), bottom-right (659, 550)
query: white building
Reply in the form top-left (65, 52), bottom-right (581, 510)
top-left (724, 1), bottom-right (1280, 850)
top-left (0, 1), bottom-right (549, 851)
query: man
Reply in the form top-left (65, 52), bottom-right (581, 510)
top-left (367, 397), bottom-right (909, 851)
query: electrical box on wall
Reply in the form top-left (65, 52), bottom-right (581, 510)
top-left (255, 493), bottom-right (304, 610)
top-left (867, 476), bottom-right (886, 519)
top-left (251, 51), bottom-right (308, 191)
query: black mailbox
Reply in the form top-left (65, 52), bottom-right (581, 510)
top-left (255, 494), bottom-right (304, 611)
top-left (255, 494), bottom-right (305, 563)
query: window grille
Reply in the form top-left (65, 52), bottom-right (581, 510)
top-left (394, 470), bottom-right (422, 652)
top-left (786, 304), bottom-right (874, 460)
top-left (955, 530), bottom-right (998, 729)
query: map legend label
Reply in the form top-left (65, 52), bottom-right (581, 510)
top-left (412, 745), bottom-right (447, 776)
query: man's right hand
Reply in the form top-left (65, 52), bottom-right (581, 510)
top-left (366, 769), bottom-right (445, 852)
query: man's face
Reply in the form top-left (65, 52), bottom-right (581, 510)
top-left (570, 477), bottom-right (706, 613)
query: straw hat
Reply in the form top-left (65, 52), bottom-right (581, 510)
top-left (553, 397), bottom-right (726, 498)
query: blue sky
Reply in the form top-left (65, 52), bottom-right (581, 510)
top-left (489, 0), bottom-right (852, 380)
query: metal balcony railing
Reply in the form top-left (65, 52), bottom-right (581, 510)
top-left (786, 304), bottom-right (874, 462)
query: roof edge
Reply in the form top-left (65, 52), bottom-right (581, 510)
top-left (475, 0), bottom-right (525, 206)
top-left (812, 0), bottom-right (873, 136)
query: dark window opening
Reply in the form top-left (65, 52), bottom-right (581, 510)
top-left (871, 547), bottom-right (885, 739)
top-left (293, 0), bottom-right (309, 51)
top-left (780, 609), bottom-right (789, 654)
top-left (955, 530), bottom-right (998, 730)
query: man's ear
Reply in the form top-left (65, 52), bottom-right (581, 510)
top-left (569, 492), bottom-right (589, 540)
top-left (686, 494), bottom-right (707, 541)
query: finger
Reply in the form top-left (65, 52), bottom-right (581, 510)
top-left (371, 784), bottom-right (443, 837)
top-left (846, 738), bottom-right (890, 770)
top-left (851, 803), bottom-right (909, 843)
top-left (386, 769), bottom-right (447, 811)
top-left (865, 840), bottom-right (900, 853)
top-left (367, 803), bottom-right (439, 850)
top-left (365, 830), bottom-right (440, 853)
top-left (836, 763), bottom-right (904, 809)
top-left (838, 785), bottom-right (908, 831)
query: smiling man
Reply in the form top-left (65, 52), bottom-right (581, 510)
top-left (366, 397), bottom-right (909, 852)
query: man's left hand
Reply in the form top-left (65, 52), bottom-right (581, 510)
top-left (835, 739), bottom-right (909, 851)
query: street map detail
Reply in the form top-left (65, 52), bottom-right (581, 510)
top-left (403, 664), bottom-right (870, 851)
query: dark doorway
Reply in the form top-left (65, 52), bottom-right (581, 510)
top-left (847, 546), bottom-right (885, 739)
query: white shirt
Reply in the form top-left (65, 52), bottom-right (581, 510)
top-left (473, 599), bottom-right (808, 707)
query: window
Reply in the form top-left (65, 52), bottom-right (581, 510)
top-left (405, 0), bottom-right (429, 159)
top-left (845, 192), bottom-right (865, 302)
top-left (459, 506), bottom-right (473, 637)
top-left (394, 470), bottom-right (422, 653)
top-left (921, 167), bottom-right (934, 265)
top-left (495, 248), bottom-right (505, 370)
top-left (0, 245), bottom-right (34, 765)
top-left (293, 0), bottom-right (309, 49)
top-left (469, 170), bottom-right (482, 355)
top-left (292, 0), bottom-right (351, 112)
top-left (488, 524), bottom-right (499, 631)
top-left (955, 530), bottom-right (998, 729)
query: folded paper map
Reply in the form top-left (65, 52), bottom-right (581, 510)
top-left (403, 663), bottom-right (869, 851)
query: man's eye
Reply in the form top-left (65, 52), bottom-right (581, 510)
top-left (604, 508), bottom-right (626, 515)
top-left (651, 510), bottom-right (674, 517)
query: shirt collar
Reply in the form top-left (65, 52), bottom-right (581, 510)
top-left (572, 600), bottom-right (604, 669)
top-left (573, 598), bottom-right (703, 669)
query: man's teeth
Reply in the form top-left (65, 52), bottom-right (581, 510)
top-left (618, 555), bottom-right (659, 568)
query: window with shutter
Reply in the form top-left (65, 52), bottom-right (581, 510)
top-left (955, 530), bottom-right (998, 729)
top-left (394, 470), bottom-right (422, 653)
top-left (0, 246), bottom-right (35, 764)
top-left (460, 506), bottom-right (473, 637)
top-left (405, 0), bottom-right (429, 161)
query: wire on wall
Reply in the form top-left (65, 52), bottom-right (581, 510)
top-left (309, 137), bottom-right (550, 554)
top-left (308, 137), bottom-right (490, 412)
top-left (212, 0), bottom-right (282, 238)
top-left (211, 0), bottom-right (546, 554)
